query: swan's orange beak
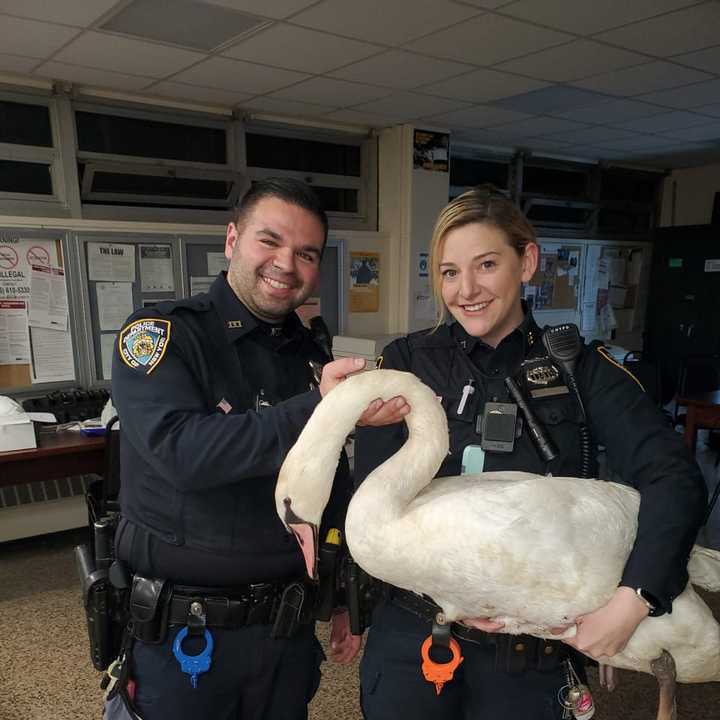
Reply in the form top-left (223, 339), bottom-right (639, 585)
top-left (288, 522), bottom-right (318, 580)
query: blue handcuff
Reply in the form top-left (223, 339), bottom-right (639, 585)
top-left (172, 626), bottom-right (214, 688)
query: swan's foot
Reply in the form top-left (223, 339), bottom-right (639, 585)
top-left (598, 664), bottom-right (618, 692)
top-left (650, 650), bottom-right (677, 720)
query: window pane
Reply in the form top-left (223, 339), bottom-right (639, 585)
top-left (312, 186), bottom-right (358, 213)
top-left (246, 133), bottom-right (361, 176)
top-left (0, 159), bottom-right (52, 194)
top-left (450, 157), bottom-right (508, 189)
top-left (88, 169), bottom-right (231, 200)
top-left (523, 165), bottom-right (589, 200)
top-left (0, 100), bottom-right (53, 147)
top-left (76, 111), bottom-right (226, 164)
top-left (526, 203), bottom-right (590, 225)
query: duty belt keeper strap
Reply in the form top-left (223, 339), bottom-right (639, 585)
top-left (497, 635), bottom-right (539, 675)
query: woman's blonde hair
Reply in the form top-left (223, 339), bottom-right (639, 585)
top-left (429, 184), bottom-right (537, 326)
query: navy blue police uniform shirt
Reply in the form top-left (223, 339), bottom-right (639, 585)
top-left (112, 272), bottom-right (351, 586)
top-left (355, 310), bottom-right (707, 615)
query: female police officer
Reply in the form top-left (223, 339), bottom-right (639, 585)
top-left (354, 185), bottom-right (707, 720)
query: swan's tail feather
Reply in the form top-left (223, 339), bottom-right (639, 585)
top-left (688, 545), bottom-right (720, 592)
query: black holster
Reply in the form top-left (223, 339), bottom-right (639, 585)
top-left (75, 543), bottom-right (128, 671)
top-left (344, 557), bottom-right (375, 635)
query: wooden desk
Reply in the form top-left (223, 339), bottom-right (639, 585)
top-left (0, 431), bottom-right (106, 488)
top-left (679, 391), bottom-right (720, 454)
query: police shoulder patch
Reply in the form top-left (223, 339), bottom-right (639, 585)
top-left (119, 318), bottom-right (171, 374)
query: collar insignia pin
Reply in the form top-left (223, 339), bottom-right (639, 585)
top-left (227, 320), bottom-right (243, 329)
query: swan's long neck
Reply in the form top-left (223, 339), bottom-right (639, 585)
top-left (297, 370), bottom-right (449, 517)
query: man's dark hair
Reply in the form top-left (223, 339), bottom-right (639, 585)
top-left (232, 177), bottom-right (328, 243)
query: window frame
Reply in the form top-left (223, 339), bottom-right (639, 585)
top-left (0, 91), bottom-right (67, 211)
top-left (245, 122), bottom-right (377, 232)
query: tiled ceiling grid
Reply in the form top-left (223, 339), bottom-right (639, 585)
top-left (1, 0), bottom-right (720, 167)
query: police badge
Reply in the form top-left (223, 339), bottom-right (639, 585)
top-left (119, 319), bottom-right (171, 374)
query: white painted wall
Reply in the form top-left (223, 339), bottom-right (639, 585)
top-left (660, 163), bottom-right (720, 227)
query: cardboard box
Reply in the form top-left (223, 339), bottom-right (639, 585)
top-left (0, 418), bottom-right (37, 452)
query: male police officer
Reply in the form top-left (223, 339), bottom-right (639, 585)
top-left (109, 178), bottom-right (408, 720)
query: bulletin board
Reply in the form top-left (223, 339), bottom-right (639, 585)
top-left (77, 233), bottom-right (183, 384)
top-left (525, 243), bottom-right (582, 312)
top-left (0, 229), bottom-right (79, 394)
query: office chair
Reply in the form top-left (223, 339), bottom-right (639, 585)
top-left (673, 355), bottom-right (720, 467)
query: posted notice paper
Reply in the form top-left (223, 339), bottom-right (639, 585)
top-left (140, 244), bottom-right (174, 292)
top-left (96, 282), bottom-right (134, 332)
top-left (0, 300), bottom-right (30, 364)
top-left (28, 265), bottom-right (68, 331)
top-left (88, 243), bottom-right (136, 283)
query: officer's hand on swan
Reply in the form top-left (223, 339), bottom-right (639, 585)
top-left (319, 358), bottom-right (410, 427)
top-left (555, 586), bottom-right (649, 660)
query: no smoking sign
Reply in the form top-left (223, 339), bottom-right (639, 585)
top-left (0, 245), bottom-right (19, 270)
top-left (27, 245), bottom-right (51, 267)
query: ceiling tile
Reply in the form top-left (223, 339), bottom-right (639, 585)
top-left (329, 50), bottom-right (471, 90)
top-left (551, 98), bottom-right (667, 123)
top-left (597, 3), bottom-right (720, 57)
top-left (499, 0), bottom-right (698, 35)
top-left (673, 44), bottom-right (720, 74)
top-left (54, 31), bottom-right (204, 78)
top-left (493, 86), bottom-right (609, 115)
top-left (173, 56), bottom-right (309, 93)
top-left (592, 135), bottom-right (676, 151)
top-left (324, 109), bottom-right (400, 127)
top-left (612, 110), bottom-right (719, 133)
top-left (522, 138), bottom-right (579, 152)
top-left (204, 0), bottom-right (323, 20)
top-left (407, 14), bottom-right (572, 65)
top-left (572, 61), bottom-right (712, 97)
top-left (496, 40), bottom-right (648, 83)
top-left (0, 15), bottom-right (80, 58)
top-left (269, 77), bottom-right (392, 106)
top-left (637, 79), bottom-right (720, 109)
top-left (146, 80), bottom-right (252, 105)
top-left (241, 95), bottom-right (337, 116)
top-left (451, 0), bottom-right (511, 8)
top-left (291, 0), bottom-right (479, 46)
top-left (658, 121), bottom-right (720, 142)
top-left (99, 0), bottom-right (268, 52)
top-left (540, 126), bottom-right (642, 144)
top-left (694, 102), bottom-right (720, 118)
top-left (34, 61), bottom-right (153, 90)
top-left (423, 105), bottom-right (532, 128)
top-left (417, 68), bottom-right (547, 103)
top-left (0, 0), bottom-right (119, 27)
top-left (449, 127), bottom-right (517, 148)
top-left (490, 116), bottom-right (590, 138)
top-left (0, 53), bottom-right (39, 75)
top-left (223, 24), bottom-right (381, 74)
top-left (349, 92), bottom-right (470, 121)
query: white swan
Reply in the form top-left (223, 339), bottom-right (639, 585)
top-left (276, 369), bottom-right (720, 690)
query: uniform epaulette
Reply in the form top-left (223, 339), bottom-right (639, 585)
top-left (155, 295), bottom-right (212, 314)
top-left (406, 325), bottom-right (454, 350)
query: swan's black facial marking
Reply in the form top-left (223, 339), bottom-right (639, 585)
top-left (283, 497), bottom-right (307, 526)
